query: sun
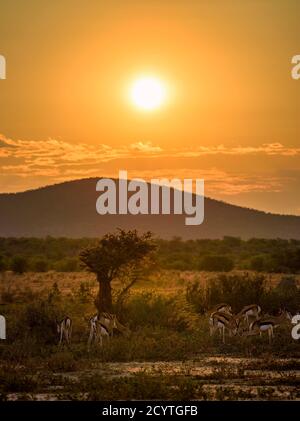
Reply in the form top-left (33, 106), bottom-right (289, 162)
top-left (130, 76), bottom-right (166, 111)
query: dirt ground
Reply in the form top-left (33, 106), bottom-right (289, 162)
top-left (5, 356), bottom-right (300, 401)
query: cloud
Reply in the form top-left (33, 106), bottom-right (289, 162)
top-left (0, 135), bottom-right (163, 163)
top-left (0, 134), bottom-right (298, 200)
top-left (0, 135), bottom-right (165, 190)
top-left (130, 141), bottom-right (163, 153)
top-left (124, 168), bottom-right (284, 196)
top-left (1, 134), bottom-right (299, 171)
top-left (170, 143), bottom-right (300, 158)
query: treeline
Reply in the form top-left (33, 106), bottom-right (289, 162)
top-left (157, 237), bottom-right (300, 273)
top-left (0, 238), bottom-right (94, 273)
top-left (0, 236), bottom-right (300, 274)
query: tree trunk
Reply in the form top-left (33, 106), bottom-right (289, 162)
top-left (95, 273), bottom-right (113, 312)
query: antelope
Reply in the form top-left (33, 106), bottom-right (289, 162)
top-left (97, 312), bottom-right (129, 336)
top-left (284, 309), bottom-right (293, 320)
top-left (97, 312), bottom-right (118, 336)
top-left (57, 316), bottom-right (72, 346)
top-left (87, 312), bottom-right (128, 350)
top-left (237, 304), bottom-right (261, 327)
top-left (87, 314), bottom-right (107, 350)
top-left (209, 311), bottom-right (239, 344)
top-left (210, 303), bottom-right (232, 315)
top-left (93, 321), bottom-right (110, 349)
top-left (248, 310), bottom-right (291, 344)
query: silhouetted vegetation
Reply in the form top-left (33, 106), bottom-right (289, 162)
top-left (79, 229), bottom-right (156, 312)
top-left (1, 236), bottom-right (300, 273)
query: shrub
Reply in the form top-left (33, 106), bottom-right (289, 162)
top-left (187, 272), bottom-right (267, 313)
top-left (120, 292), bottom-right (197, 331)
top-left (250, 255), bottom-right (266, 272)
top-left (47, 352), bottom-right (78, 372)
top-left (0, 285), bottom-right (18, 304)
top-left (199, 255), bottom-right (234, 272)
top-left (55, 257), bottom-right (79, 272)
top-left (261, 275), bottom-right (300, 313)
top-left (73, 282), bottom-right (93, 303)
top-left (187, 272), bottom-right (300, 315)
top-left (14, 294), bottom-right (62, 344)
top-left (11, 256), bottom-right (28, 274)
top-left (32, 258), bottom-right (49, 272)
top-left (21, 302), bottom-right (57, 342)
top-left (186, 281), bottom-right (207, 314)
top-left (0, 255), bottom-right (7, 272)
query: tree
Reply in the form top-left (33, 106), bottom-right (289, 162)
top-left (79, 229), bottom-right (156, 312)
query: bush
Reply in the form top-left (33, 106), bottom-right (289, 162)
top-left (250, 255), bottom-right (266, 272)
top-left (199, 255), bottom-right (234, 272)
top-left (73, 282), bottom-right (93, 303)
top-left (20, 302), bottom-right (57, 343)
top-left (187, 272), bottom-right (267, 313)
top-left (0, 285), bottom-right (18, 304)
top-left (186, 281), bottom-right (208, 314)
top-left (54, 257), bottom-right (79, 272)
top-left (187, 272), bottom-right (300, 315)
top-left (261, 275), bottom-right (300, 314)
top-left (47, 352), bottom-right (78, 372)
top-left (32, 258), bottom-right (49, 272)
top-left (13, 292), bottom-right (62, 344)
top-left (120, 292), bottom-right (197, 331)
top-left (11, 256), bottom-right (28, 274)
top-left (0, 255), bottom-right (7, 272)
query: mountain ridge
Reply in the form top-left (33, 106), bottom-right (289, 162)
top-left (0, 177), bottom-right (299, 239)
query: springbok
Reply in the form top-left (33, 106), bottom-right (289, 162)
top-left (98, 312), bottom-right (118, 336)
top-left (237, 304), bottom-right (261, 327)
top-left (248, 310), bottom-right (291, 344)
top-left (92, 320), bottom-right (110, 349)
top-left (210, 303), bottom-right (232, 315)
top-left (87, 312), bottom-right (125, 350)
top-left (209, 311), bottom-right (239, 344)
top-left (57, 316), bottom-right (72, 346)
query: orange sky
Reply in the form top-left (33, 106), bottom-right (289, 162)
top-left (0, 1), bottom-right (299, 214)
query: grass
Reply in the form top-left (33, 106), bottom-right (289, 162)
top-left (1, 269), bottom-right (298, 298)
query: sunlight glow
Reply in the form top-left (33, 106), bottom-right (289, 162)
top-left (130, 76), bottom-right (166, 111)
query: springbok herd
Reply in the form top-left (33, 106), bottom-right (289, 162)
top-left (57, 312), bottom-right (129, 350)
top-left (56, 304), bottom-right (298, 348)
top-left (209, 303), bottom-right (296, 344)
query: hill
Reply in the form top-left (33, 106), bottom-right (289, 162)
top-left (0, 178), bottom-right (299, 239)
